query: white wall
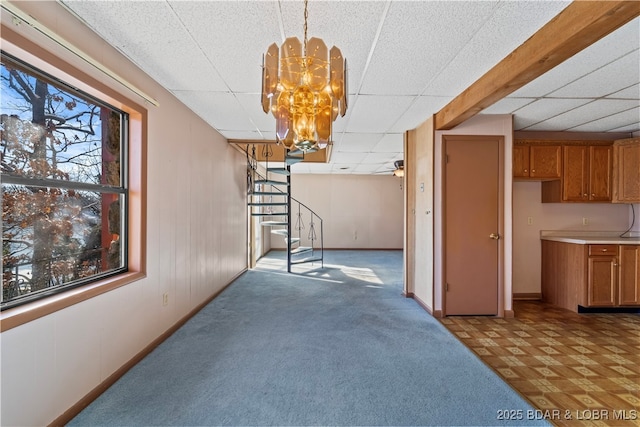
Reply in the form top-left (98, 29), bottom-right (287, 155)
top-left (513, 183), bottom-right (636, 293)
top-left (0, 3), bottom-right (247, 426)
top-left (270, 174), bottom-right (404, 249)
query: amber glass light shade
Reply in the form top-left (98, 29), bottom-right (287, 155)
top-left (262, 36), bottom-right (347, 152)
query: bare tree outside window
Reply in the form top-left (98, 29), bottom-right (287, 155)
top-left (1, 53), bottom-right (127, 308)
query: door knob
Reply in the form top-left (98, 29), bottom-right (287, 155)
top-left (489, 233), bottom-right (500, 240)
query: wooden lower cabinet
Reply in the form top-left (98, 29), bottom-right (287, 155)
top-left (541, 241), bottom-right (640, 312)
top-left (619, 245), bottom-right (640, 305)
top-left (587, 254), bottom-right (617, 307)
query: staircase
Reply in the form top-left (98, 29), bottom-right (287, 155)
top-left (246, 145), bottom-right (324, 273)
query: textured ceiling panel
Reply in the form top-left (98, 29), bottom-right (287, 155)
top-left (523, 99), bottom-right (640, 131)
top-left (389, 95), bottom-right (452, 133)
top-left (173, 91), bottom-right (257, 131)
top-left (512, 98), bottom-right (595, 130)
top-left (64, 1), bottom-right (228, 92)
top-left (372, 134), bottom-right (404, 153)
top-left (60, 0), bottom-right (640, 174)
top-left (359, 1), bottom-right (499, 95)
top-left (548, 50), bottom-right (639, 98)
top-left (346, 95), bottom-right (414, 133)
top-left (422, 1), bottom-right (570, 98)
top-left (334, 133), bottom-right (384, 153)
top-left (568, 107), bottom-right (640, 132)
top-left (510, 17), bottom-right (640, 98)
top-left (170, 1), bottom-right (281, 94)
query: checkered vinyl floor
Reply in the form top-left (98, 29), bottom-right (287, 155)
top-left (439, 301), bottom-right (640, 426)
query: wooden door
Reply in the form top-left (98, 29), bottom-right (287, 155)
top-left (619, 245), bottom-right (640, 306)
top-left (563, 145), bottom-right (588, 201)
top-left (588, 145), bottom-right (612, 201)
top-left (444, 136), bottom-right (501, 315)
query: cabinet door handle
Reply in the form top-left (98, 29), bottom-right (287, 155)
top-left (489, 233), bottom-right (500, 240)
top-left (531, 169), bottom-right (535, 173)
top-left (524, 169), bottom-right (528, 173)
top-left (602, 249), bottom-right (607, 252)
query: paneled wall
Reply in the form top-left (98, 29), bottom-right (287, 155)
top-left (270, 174), bottom-right (404, 250)
top-left (0, 3), bottom-right (247, 426)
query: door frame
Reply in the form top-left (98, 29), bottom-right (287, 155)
top-left (441, 135), bottom-right (505, 317)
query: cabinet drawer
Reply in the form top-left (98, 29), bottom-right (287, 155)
top-left (589, 245), bottom-right (617, 256)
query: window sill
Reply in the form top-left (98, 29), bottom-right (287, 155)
top-left (1, 271), bottom-right (145, 332)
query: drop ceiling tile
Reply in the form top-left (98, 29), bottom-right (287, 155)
top-left (359, 1), bottom-right (499, 95)
top-left (511, 17), bottom-right (640, 97)
top-left (170, 1), bottom-right (282, 94)
top-left (62, 1), bottom-right (228, 92)
top-left (235, 93), bottom-right (278, 132)
top-left (484, 98), bottom-right (536, 114)
top-left (609, 122), bottom-right (640, 133)
top-left (568, 107), bottom-right (640, 132)
top-left (512, 98), bottom-right (594, 130)
top-left (346, 95), bottom-right (414, 133)
top-left (423, 1), bottom-right (570, 98)
top-left (390, 96), bottom-right (452, 132)
top-left (331, 152), bottom-right (368, 164)
top-left (606, 85), bottom-right (640, 100)
top-left (334, 133), bottom-right (383, 153)
top-left (549, 50), bottom-right (640, 98)
top-left (173, 91), bottom-right (256, 132)
top-left (522, 99), bottom-right (639, 131)
top-left (362, 152), bottom-right (401, 164)
top-left (371, 134), bottom-right (404, 153)
top-left (355, 163), bottom-right (385, 172)
top-left (221, 130), bottom-right (273, 141)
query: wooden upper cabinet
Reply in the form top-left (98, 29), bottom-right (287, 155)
top-left (562, 145), bottom-right (589, 201)
top-left (588, 145), bottom-right (612, 201)
top-left (612, 137), bottom-right (640, 203)
top-left (513, 143), bottom-right (561, 180)
top-left (559, 144), bottom-right (612, 202)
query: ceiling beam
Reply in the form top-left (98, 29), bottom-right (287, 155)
top-left (434, 0), bottom-right (640, 130)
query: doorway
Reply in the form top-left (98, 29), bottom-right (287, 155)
top-left (443, 135), bottom-right (503, 315)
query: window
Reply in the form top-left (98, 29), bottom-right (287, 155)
top-left (1, 52), bottom-right (128, 310)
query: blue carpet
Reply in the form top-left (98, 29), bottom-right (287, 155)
top-left (69, 250), bottom-right (548, 426)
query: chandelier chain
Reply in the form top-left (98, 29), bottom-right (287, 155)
top-left (303, 0), bottom-right (309, 56)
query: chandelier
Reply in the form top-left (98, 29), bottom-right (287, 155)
top-left (261, 0), bottom-right (347, 152)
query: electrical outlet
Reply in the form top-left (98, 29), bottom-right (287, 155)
top-left (527, 216), bottom-right (533, 225)
top-left (582, 217), bottom-right (589, 226)
top-left (162, 293), bottom-right (169, 306)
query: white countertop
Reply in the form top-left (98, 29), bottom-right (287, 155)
top-left (540, 230), bottom-right (640, 245)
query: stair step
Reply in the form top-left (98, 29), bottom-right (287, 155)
top-left (251, 191), bottom-right (286, 196)
top-left (288, 147), bottom-right (318, 156)
top-left (267, 168), bottom-right (290, 176)
top-left (251, 212), bottom-right (287, 217)
top-left (290, 246), bottom-right (313, 255)
top-left (248, 202), bottom-right (287, 206)
top-left (291, 257), bottom-right (323, 265)
top-left (285, 156), bottom-right (304, 165)
top-left (261, 221), bottom-right (288, 226)
top-left (288, 237), bottom-right (301, 244)
top-left (271, 229), bottom-right (289, 236)
top-left (255, 179), bottom-right (288, 186)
